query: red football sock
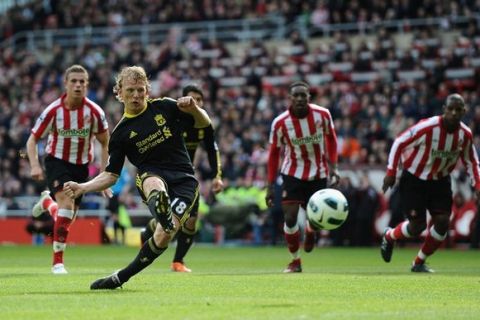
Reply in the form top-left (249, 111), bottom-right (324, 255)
top-left (52, 216), bottom-right (72, 265)
top-left (386, 221), bottom-right (410, 242)
top-left (42, 197), bottom-right (55, 210)
top-left (414, 226), bottom-right (446, 265)
top-left (284, 230), bottom-right (300, 255)
top-left (47, 202), bottom-right (58, 221)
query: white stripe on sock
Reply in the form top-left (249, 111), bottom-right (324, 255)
top-left (401, 221), bottom-right (411, 237)
top-left (53, 241), bottom-right (66, 253)
top-left (57, 208), bottom-right (74, 219)
top-left (416, 250), bottom-right (427, 261)
top-left (284, 223), bottom-right (299, 234)
top-left (430, 226), bottom-right (447, 241)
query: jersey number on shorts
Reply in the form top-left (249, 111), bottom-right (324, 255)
top-left (171, 198), bottom-right (188, 215)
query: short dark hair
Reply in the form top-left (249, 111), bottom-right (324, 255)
top-left (445, 93), bottom-right (464, 106)
top-left (182, 84), bottom-right (203, 97)
top-left (289, 81), bottom-right (309, 92)
top-left (64, 64), bottom-right (88, 82)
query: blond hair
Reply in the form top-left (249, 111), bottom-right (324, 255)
top-left (113, 66), bottom-right (151, 101)
top-left (64, 64), bottom-right (89, 82)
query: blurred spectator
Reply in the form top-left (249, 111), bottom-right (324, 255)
top-left (331, 176), bottom-right (357, 246)
top-left (25, 212), bottom-right (54, 245)
top-left (449, 191), bottom-right (477, 246)
top-left (352, 173), bottom-right (380, 246)
top-left (106, 167), bottom-right (132, 245)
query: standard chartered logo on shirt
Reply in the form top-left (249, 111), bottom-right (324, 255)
top-left (136, 127), bottom-right (173, 154)
top-left (58, 128), bottom-right (90, 137)
top-left (291, 133), bottom-right (323, 145)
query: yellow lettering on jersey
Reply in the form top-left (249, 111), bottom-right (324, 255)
top-left (163, 127), bottom-right (172, 138)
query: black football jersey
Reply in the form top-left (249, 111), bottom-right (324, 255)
top-left (183, 124), bottom-right (222, 179)
top-left (106, 97), bottom-right (194, 176)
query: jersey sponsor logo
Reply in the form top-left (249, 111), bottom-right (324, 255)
top-left (57, 128), bottom-right (90, 137)
top-left (129, 131), bottom-right (138, 138)
top-left (431, 149), bottom-right (460, 160)
top-left (290, 133), bottom-right (323, 145)
top-left (135, 127), bottom-right (173, 154)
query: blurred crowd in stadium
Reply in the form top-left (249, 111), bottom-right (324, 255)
top-left (1, 0), bottom-right (479, 247)
top-left (2, 0), bottom-right (479, 31)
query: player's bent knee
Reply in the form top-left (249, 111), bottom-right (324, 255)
top-left (153, 230), bottom-right (172, 247)
top-left (432, 214), bottom-right (450, 232)
top-left (182, 224), bottom-right (196, 235)
top-left (408, 220), bottom-right (427, 236)
top-left (183, 217), bottom-right (197, 231)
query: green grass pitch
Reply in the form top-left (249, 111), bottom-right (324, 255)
top-left (0, 245), bottom-right (479, 319)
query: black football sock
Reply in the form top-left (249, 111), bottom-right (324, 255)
top-left (140, 218), bottom-right (156, 243)
top-left (117, 238), bottom-right (167, 283)
top-left (173, 228), bottom-right (195, 263)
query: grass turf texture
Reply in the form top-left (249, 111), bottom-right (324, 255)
top-left (0, 245), bottom-right (479, 320)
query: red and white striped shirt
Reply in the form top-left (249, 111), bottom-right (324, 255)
top-left (31, 94), bottom-right (108, 165)
top-left (386, 115), bottom-right (480, 189)
top-left (267, 103), bottom-right (338, 182)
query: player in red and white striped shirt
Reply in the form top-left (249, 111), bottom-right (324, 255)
top-left (26, 65), bottom-right (109, 274)
top-left (265, 81), bottom-right (339, 273)
top-left (381, 93), bottom-right (480, 272)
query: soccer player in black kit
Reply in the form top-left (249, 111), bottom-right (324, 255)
top-left (64, 66), bottom-right (211, 289)
top-left (140, 84), bottom-right (224, 272)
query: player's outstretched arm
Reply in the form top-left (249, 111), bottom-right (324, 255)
top-left (26, 134), bottom-right (44, 181)
top-left (64, 171), bottom-right (118, 199)
top-left (177, 96), bottom-right (211, 128)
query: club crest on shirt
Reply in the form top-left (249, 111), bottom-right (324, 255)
top-left (155, 115), bottom-right (166, 126)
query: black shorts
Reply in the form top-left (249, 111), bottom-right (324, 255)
top-left (399, 171), bottom-right (452, 219)
top-left (44, 155), bottom-right (89, 206)
top-left (188, 196), bottom-right (200, 218)
top-left (281, 174), bottom-right (327, 207)
top-left (135, 169), bottom-right (199, 224)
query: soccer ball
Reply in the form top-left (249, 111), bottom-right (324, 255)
top-left (306, 188), bottom-right (349, 231)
